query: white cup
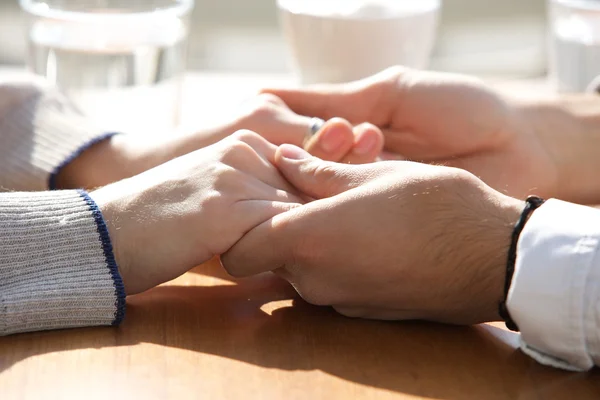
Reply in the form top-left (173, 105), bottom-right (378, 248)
top-left (548, 0), bottom-right (600, 93)
top-left (278, 0), bottom-right (441, 85)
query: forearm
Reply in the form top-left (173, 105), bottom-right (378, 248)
top-left (55, 123), bottom-right (238, 190)
top-left (514, 95), bottom-right (600, 204)
top-left (0, 80), bottom-right (188, 191)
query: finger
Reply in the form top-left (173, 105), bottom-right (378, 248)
top-left (382, 128), bottom-right (444, 161)
top-left (223, 131), bottom-right (297, 193)
top-left (223, 152), bottom-right (426, 277)
top-left (261, 84), bottom-right (352, 122)
top-left (239, 174), bottom-right (304, 204)
top-left (234, 200), bottom-right (302, 237)
top-left (339, 123), bottom-right (385, 164)
top-left (238, 93), bottom-right (324, 148)
top-left (221, 204), bottom-right (305, 277)
top-left (275, 144), bottom-right (427, 199)
top-left (230, 129), bottom-right (279, 164)
top-left (303, 118), bottom-right (355, 161)
top-left (274, 144), bottom-right (393, 199)
top-left (261, 66), bottom-right (407, 124)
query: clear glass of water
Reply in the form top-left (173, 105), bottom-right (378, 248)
top-left (19, 0), bottom-right (194, 134)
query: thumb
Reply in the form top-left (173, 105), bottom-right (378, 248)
top-left (220, 208), bottom-right (301, 277)
top-left (261, 66), bottom-right (408, 123)
top-left (275, 144), bottom-right (373, 199)
top-left (261, 84), bottom-right (351, 122)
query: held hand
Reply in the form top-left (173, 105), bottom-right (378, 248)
top-left (57, 94), bottom-right (384, 190)
top-left (226, 94), bottom-right (385, 163)
top-left (263, 67), bottom-right (559, 200)
top-left (90, 131), bottom-right (303, 295)
top-left (222, 145), bottom-right (523, 325)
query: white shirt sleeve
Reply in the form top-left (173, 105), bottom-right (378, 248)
top-left (507, 199), bottom-right (600, 371)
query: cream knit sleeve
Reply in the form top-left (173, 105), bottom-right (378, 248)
top-left (0, 81), bottom-right (125, 335)
top-left (0, 81), bottom-right (117, 191)
top-left (0, 190), bottom-right (126, 335)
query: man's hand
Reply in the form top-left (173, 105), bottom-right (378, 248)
top-left (90, 131), bottom-right (303, 295)
top-left (263, 67), bottom-right (561, 201)
top-left (56, 94), bottom-right (384, 190)
top-left (222, 145), bottom-right (524, 325)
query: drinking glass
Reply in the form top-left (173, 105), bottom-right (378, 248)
top-left (19, 0), bottom-right (194, 133)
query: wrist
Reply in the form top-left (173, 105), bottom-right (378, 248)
top-left (475, 194), bottom-right (524, 323)
top-left (169, 123), bottom-right (236, 157)
top-left (54, 134), bottom-right (134, 189)
top-left (89, 181), bottom-right (135, 294)
top-left (55, 134), bottom-right (183, 190)
top-left (515, 96), bottom-right (600, 203)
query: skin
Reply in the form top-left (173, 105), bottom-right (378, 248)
top-left (56, 67), bottom-right (600, 323)
top-left (264, 66), bottom-right (600, 204)
top-left (222, 145), bottom-right (524, 325)
top-left (56, 94), bottom-right (384, 190)
top-left (50, 91), bottom-right (383, 297)
top-left (91, 131), bottom-right (304, 295)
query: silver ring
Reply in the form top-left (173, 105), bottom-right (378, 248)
top-left (306, 117), bottom-right (325, 143)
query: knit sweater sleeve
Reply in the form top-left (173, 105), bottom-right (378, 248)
top-left (0, 80), bottom-right (117, 191)
top-left (0, 190), bottom-right (126, 335)
top-left (0, 81), bottom-right (126, 335)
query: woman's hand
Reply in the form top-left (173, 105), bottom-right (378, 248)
top-left (90, 131), bottom-right (303, 295)
top-left (56, 94), bottom-right (384, 190)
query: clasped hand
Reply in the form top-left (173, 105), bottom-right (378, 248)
top-left (93, 127), bottom-right (522, 325)
top-left (91, 65), bottom-right (551, 325)
top-left (222, 144), bottom-right (523, 325)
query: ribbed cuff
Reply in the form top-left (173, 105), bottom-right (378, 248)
top-left (0, 84), bottom-right (118, 191)
top-left (0, 190), bottom-right (126, 335)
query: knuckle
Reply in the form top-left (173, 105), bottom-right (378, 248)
top-left (212, 165), bottom-right (244, 191)
top-left (219, 136), bottom-right (257, 163)
top-left (437, 167), bottom-right (479, 191)
top-left (230, 129), bottom-right (262, 144)
top-left (255, 93), bottom-right (284, 107)
top-left (376, 65), bottom-right (411, 84)
top-left (246, 94), bottom-right (283, 119)
top-left (310, 162), bottom-right (339, 182)
top-left (199, 188), bottom-right (225, 211)
top-left (385, 65), bottom-right (410, 77)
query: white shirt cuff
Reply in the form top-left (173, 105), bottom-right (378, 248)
top-left (507, 199), bottom-right (600, 371)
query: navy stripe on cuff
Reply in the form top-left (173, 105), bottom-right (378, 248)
top-left (78, 189), bottom-right (126, 326)
top-left (48, 132), bottom-right (120, 190)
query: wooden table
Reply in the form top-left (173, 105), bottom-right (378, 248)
top-left (1, 70), bottom-right (600, 399)
top-left (1, 258), bottom-right (599, 400)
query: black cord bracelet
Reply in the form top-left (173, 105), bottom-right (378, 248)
top-left (498, 195), bottom-right (546, 332)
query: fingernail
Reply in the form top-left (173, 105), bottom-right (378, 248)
top-left (353, 134), bottom-right (377, 155)
top-left (320, 126), bottom-right (346, 153)
top-left (279, 144), bottom-right (311, 160)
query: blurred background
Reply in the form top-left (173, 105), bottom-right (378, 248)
top-left (0, 0), bottom-right (547, 77)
